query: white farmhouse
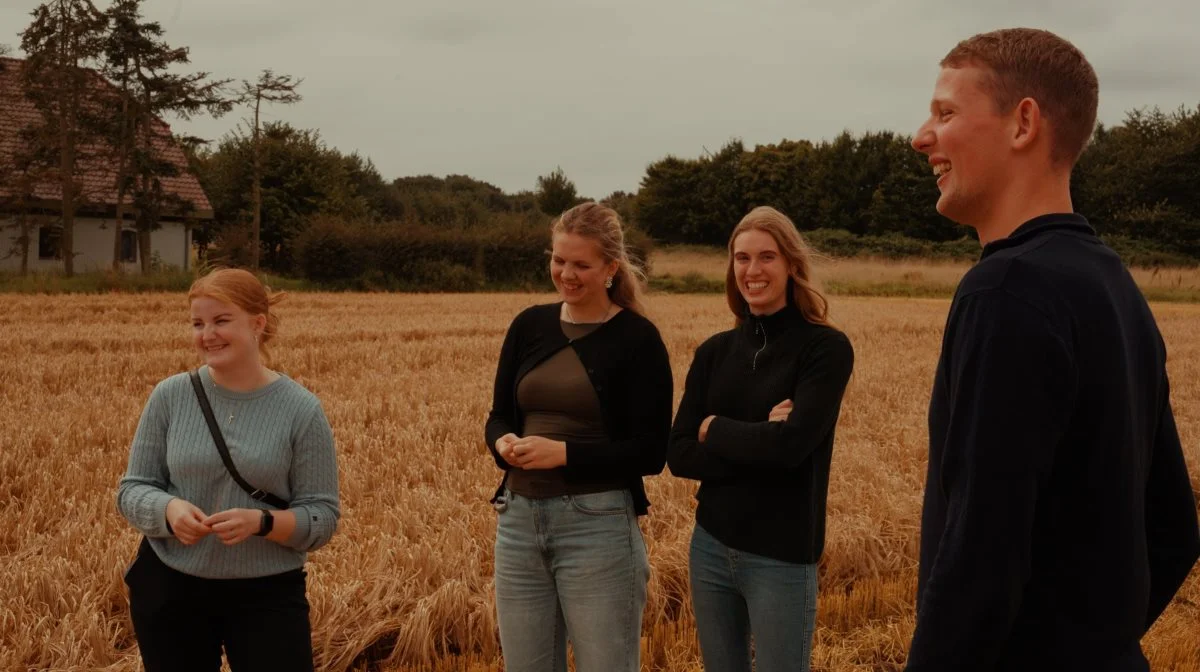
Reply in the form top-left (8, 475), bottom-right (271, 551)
top-left (0, 56), bottom-right (212, 274)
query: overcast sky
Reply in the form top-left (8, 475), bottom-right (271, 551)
top-left (3, 0), bottom-right (1198, 198)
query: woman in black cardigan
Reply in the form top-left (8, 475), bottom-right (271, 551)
top-left (668, 206), bottom-right (854, 672)
top-left (484, 202), bottom-right (673, 672)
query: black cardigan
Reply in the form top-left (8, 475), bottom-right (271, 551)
top-left (484, 302), bottom-right (674, 515)
top-left (667, 302), bottom-right (855, 563)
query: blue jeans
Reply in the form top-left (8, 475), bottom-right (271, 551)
top-left (689, 523), bottom-right (818, 672)
top-left (493, 488), bottom-right (650, 672)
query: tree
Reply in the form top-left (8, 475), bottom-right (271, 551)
top-left (634, 141), bottom-right (747, 245)
top-left (0, 60), bottom-right (38, 273)
top-left (236, 70), bottom-right (301, 270)
top-left (99, 0), bottom-right (232, 272)
top-left (1074, 105), bottom-right (1200, 257)
top-left (862, 135), bottom-right (960, 241)
top-left (695, 140), bottom-right (747, 241)
top-left (535, 166), bottom-right (580, 216)
top-left (739, 139), bottom-right (819, 229)
top-left (385, 175), bottom-right (542, 227)
top-left (193, 122), bottom-right (368, 272)
top-left (0, 125), bottom-right (50, 275)
top-left (341, 152), bottom-right (404, 220)
top-left (634, 155), bottom-right (706, 243)
top-left (19, 0), bottom-right (107, 276)
top-left (601, 190), bottom-right (637, 227)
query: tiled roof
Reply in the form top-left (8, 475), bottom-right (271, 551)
top-left (0, 56), bottom-right (212, 218)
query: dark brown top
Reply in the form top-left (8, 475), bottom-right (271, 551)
top-left (508, 320), bottom-right (625, 498)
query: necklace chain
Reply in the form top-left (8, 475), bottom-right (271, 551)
top-left (564, 301), bottom-right (615, 324)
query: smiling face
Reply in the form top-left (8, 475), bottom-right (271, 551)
top-left (190, 296), bottom-right (266, 374)
top-left (550, 232), bottom-right (618, 311)
top-left (912, 65), bottom-right (1015, 227)
top-left (732, 228), bottom-right (790, 315)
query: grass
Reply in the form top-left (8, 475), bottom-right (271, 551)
top-left (649, 245), bottom-right (1200, 302)
top-left (0, 269), bottom-right (312, 294)
top-left (4, 247), bottom-right (1200, 303)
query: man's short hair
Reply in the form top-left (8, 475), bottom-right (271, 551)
top-left (942, 28), bottom-right (1099, 166)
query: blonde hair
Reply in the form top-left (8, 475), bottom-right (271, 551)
top-left (188, 268), bottom-right (286, 364)
top-left (552, 202), bottom-right (646, 316)
top-left (725, 206), bottom-right (833, 328)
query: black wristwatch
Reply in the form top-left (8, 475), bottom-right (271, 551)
top-left (255, 509), bottom-right (274, 537)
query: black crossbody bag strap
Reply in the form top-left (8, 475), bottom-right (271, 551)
top-left (189, 369), bottom-right (289, 509)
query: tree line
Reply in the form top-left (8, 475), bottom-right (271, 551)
top-left (4, 2), bottom-right (1198, 280)
top-left (191, 105), bottom-right (1200, 278)
top-left (634, 107), bottom-right (1200, 263)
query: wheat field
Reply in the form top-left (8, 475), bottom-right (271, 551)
top-left (2, 291), bottom-right (1198, 671)
top-left (650, 247), bottom-right (1200, 301)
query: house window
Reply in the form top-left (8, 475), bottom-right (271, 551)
top-left (38, 226), bottom-right (61, 260)
top-left (120, 230), bottom-right (138, 264)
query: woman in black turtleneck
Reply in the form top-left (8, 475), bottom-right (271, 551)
top-left (667, 205), bottom-right (854, 672)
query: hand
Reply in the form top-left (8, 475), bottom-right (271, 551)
top-left (202, 508), bottom-right (263, 546)
top-left (509, 436), bottom-right (567, 470)
top-left (495, 433), bottom-right (521, 468)
top-left (698, 415), bottom-right (716, 442)
top-left (165, 498), bottom-right (211, 545)
top-left (769, 399), bottom-right (794, 422)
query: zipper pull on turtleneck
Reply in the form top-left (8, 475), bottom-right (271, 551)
top-left (753, 320), bottom-right (768, 371)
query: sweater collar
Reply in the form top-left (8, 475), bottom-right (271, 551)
top-left (980, 213), bottom-right (1095, 260)
top-left (743, 301), bottom-right (805, 335)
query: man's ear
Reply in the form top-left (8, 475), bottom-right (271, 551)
top-left (1011, 97), bottom-right (1042, 152)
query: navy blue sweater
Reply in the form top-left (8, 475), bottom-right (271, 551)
top-left (906, 214), bottom-right (1200, 671)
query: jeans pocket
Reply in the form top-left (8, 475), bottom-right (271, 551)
top-left (568, 489), bottom-right (629, 516)
top-left (493, 487), bottom-right (513, 514)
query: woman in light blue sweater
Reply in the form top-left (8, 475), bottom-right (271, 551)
top-left (117, 268), bottom-right (339, 672)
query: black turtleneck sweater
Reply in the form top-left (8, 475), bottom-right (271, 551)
top-left (667, 301), bottom-right (855, 564)
top-left (906, 214), bottom-right (1200, 672)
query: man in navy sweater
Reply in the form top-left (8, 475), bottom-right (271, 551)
top-left (905, 28), bottom-right (1200, 671)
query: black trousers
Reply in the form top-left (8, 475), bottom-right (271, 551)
top-left (124, 537), bottom-right (315, 672)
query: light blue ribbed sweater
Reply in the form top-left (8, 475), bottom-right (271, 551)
top-left (117, 366), bottom-right (340, 579)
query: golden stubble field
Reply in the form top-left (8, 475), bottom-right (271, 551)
top-left (651, 247), bottom-right (1200, 301)
top-left (2, 291), bottom-right (1198, 671)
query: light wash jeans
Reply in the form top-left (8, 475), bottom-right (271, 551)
top-left (689, 522), bottom-right (818, 672)
top-left (493, 488), bottom-right (650, 672)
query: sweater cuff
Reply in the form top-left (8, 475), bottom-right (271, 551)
top-left (140, 491), bottom-right (176, 538)
top-left (287, 506), bottom-right (336, 551)
top-left (288, 507), bottom-right (312, 549)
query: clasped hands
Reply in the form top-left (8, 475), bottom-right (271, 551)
top-left (698, 398), bottom-right (793, 441)
top-left (165, 498), bottom-right (263, 546)
top-left (495, 434), bottom-right (568, 470)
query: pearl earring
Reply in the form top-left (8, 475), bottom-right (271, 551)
top-left (605, 276), bottom-right (613, 289)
